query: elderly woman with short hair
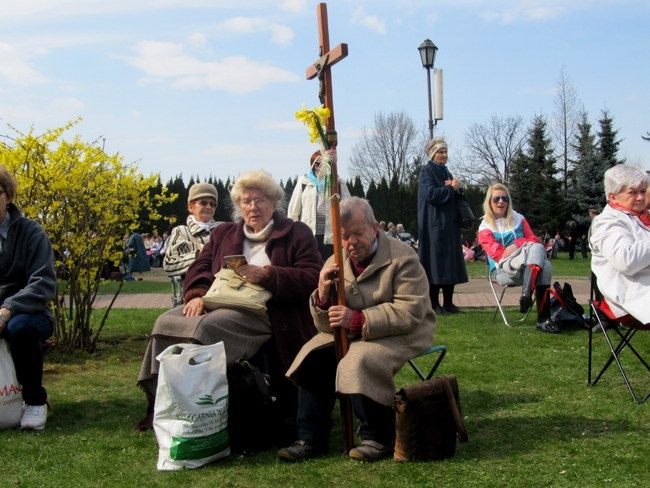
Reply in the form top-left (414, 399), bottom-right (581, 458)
top-left (163, 182), bottom-right (221, 278)
top-left (136, 170), bottom-right (322, 432)
top-left (589, 164), bottom-right (650, 324)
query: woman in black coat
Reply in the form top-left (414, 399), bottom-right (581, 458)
top-left (417, 138), bottom-right (468, 315)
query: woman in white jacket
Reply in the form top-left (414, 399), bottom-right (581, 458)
top-left (589, 164), bottom-right (650, 324)
top-left (288, 151), bottom-right (350, 260)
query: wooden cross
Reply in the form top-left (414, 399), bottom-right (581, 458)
top-left (305, 3), bottom-right (354, 454)
top-left (305, 3), bottom-right (348, 133)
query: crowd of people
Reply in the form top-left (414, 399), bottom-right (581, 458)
top-left (3, 142), bottom-right (648, 464)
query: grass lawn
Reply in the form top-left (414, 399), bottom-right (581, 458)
top-left (4, 303), bottom-right (648, 487)
top-left (465, 251), bottom-right (592, 279)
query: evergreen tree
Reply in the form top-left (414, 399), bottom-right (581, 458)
top-left (597, 109), bottom-right (623, 167)
top-left (348, 176), bottom-right (365, 198)
top-left (567, 112), bottom-right (608, 221)
top-left (215, 178), bottom-right (232, 222)
top-left (365, 180), bottom-right (379, 217)
top-left (509, 115), bottom-right (563, 234)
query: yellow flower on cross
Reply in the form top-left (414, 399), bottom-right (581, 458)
top-left (295, 105), bottom-right (331, 148)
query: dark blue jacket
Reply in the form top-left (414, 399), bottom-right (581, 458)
top-left (0, 204), bottom-right (56, 319)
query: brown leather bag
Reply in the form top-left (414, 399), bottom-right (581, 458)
top-left (394, 375), bottom-right (468, 461)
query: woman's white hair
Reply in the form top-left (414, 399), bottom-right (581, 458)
top-left (603, 164), bottom-right (649, 198)
top-left (229, 170), bottom-right (284, 220)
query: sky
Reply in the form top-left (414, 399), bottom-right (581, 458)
top-left (1, 0), bottom-right (649, 185)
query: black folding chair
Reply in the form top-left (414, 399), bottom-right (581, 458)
top-left (588, 273), bottom-right (650, 404)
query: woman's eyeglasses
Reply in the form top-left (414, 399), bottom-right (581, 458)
top-left (241, 198), bottom-right (269, 209)
top-left (196, 200), bottom-right (217, 207)
top-left (491, 196), bottom-right (510, 203)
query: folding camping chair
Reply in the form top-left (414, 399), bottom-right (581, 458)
top-left (588, 273), bottom-right (650, 404)
top-left (407, 345), bottom-right (447, 381)
top-left (486, 263), bottom-right (533, 327)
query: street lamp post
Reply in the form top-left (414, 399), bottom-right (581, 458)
top-left (418, 39), bottom-right (440, 140)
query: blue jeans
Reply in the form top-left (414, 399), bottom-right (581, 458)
top-left (1, 312), bottom-right (53, 405)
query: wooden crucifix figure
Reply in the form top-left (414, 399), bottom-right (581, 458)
top-left (305, 2), bottom-right (354, 454)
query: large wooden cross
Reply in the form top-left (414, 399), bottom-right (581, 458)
top-left (305, 3), bottom-right (354, 454)
top-left (305, 3), bottom-right (348, 133)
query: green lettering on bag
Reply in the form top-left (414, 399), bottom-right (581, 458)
top-left (169, 428), bottom-right (229, 460)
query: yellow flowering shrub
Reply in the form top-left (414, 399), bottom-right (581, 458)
top-left (0, 119), bottom-right (175, 351)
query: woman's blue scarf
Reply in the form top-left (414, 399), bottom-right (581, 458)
top-left (430, 160), bottom-right (451, 180)
top-left (306, 169), bottom-right (323, 193)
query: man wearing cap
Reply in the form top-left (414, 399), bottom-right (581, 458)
top-left (163, 182), bottom-right (222, 278)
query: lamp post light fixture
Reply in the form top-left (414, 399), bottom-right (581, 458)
top-left (418, 39), bottom-right (443, 139)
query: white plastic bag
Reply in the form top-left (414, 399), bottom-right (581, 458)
top-left (153, 342), bottom-right (230, 470)
top-left (0, 338), bottom-right (23, 429)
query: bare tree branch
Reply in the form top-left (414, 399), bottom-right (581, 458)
top-left (455, 115), bottom-right (526, 188)
top-left (349, 112), bottom-right (421, 186)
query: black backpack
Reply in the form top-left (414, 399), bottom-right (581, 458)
top-left (548, 281), bottom-right (587, 329)
top-left (226, 359), bottom-right (278, 454)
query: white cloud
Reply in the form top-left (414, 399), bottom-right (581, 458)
top-left (127, 41), bottom-right (299, 93)
top-left (480, 5), bottom-right (565, 23)
top-left (351, 7), bottom-right (386, 34)
top-left (0, 42), bottom-right (48, 86)
top-left (279, 0), bottom-right (306, 13)
top-left (47, 97), bottom-right (85, 116)
top-left (214, 17), bottom-right (294, 45)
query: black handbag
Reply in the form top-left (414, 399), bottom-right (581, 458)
top-left (547, 281), bottom-right (586, 329)
top-left (457, 194), bottom-right (476, 230)
top-left (394, 375), bottom-right (468, 461)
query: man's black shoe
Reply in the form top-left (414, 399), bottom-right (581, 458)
top-left (444, 304), bottom-right (464, 314)
top-left (277, 440), bottom-right (325, 462)
top-left (536, 319), bottom-right (561, 333)
top-left (434, 306), bottom-right (450, 316)
top-left (519, 295), bottom-right (533, 314)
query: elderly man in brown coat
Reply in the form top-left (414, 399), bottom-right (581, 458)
top-left (278, 197), bottom-right (436, 462)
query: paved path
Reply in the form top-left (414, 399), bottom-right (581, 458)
top-left (95, 275), bottom-right (591, 310)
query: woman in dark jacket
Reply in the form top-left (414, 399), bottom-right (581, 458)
top-left (417, 138), bottom-right (468, 315)
top-left (0, 166), bottom-right (57, 430)
top-left (136, 170), bottom-right (322, 432)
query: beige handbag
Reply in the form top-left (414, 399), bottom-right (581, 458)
top-left (202, 268), bottom-right (271, 316)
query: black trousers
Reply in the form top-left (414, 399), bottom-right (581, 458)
top-left (294, 346), bottom-right (395, 447)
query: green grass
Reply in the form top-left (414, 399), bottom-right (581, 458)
top-left (466, 251), bottom-right (592, 278)
top-left (4, 302), bottom-right (648, 487)
top-left (97, 278), bottom-right (171, 295)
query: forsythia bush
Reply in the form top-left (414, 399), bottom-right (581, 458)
top-left (0, 120), bottom-right (175, 351)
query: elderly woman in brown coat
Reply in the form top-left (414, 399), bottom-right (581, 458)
top-left (278, 197), bottom-right (436, 462)
top-left (135, 170), bottom-right (322, 433)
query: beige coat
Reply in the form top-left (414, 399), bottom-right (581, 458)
top-left (287, 231), bottom-right (436, 406)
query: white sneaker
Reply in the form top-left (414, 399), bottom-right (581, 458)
top-left (20, 404), bottom-right (47, 430)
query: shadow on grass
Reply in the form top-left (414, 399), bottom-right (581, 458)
top-left (459, 413), bottom-right (633, 460)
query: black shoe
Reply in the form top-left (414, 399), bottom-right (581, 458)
top-left (434, 306), bottom-right (450, 316)
top-left (536, 319), bottom-right (561, 333)
top-left (277, 440), bottom-right (326, 462)
top-left (443, 304), bottom-right (464, 314)
top-left (519, 295), bottom-right (533, 313)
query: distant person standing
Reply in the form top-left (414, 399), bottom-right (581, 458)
top-left (126, 231), bottom-right (150, 280)
top-left (288, 150), bottom-right (350, 260)
top-left (417, 138), bottom-right (468, 316)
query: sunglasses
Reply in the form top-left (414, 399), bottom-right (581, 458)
top-left (196, 200), bottom-right (217, 207)
top-left (491, 196), bottom-right (510, 203)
